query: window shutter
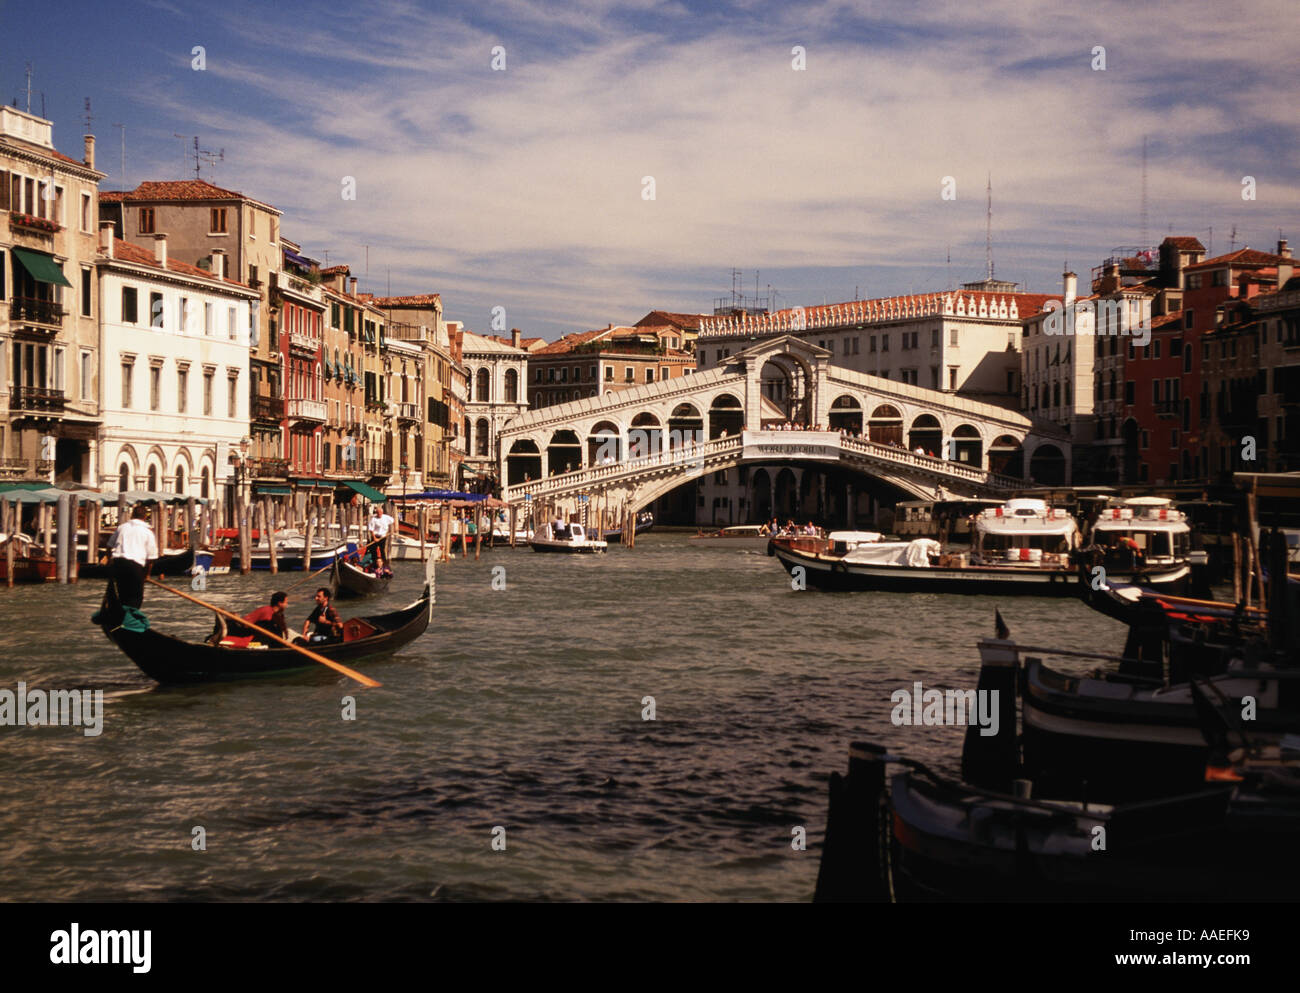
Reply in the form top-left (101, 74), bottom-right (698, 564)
top-left (0, 171), bottom-right (9, 211)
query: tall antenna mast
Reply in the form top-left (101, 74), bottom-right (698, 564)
top-left (985, 173), bottom-right (994, 281)
top-left (173, 134), bottom-right (224, 179)
top-left (1140, 135), bottom-right (1149, 248)
top-left (25, 62), bottom-right (32, 114)
top-left (1229, 225), bottom-right (1238, 253)
top-left (83, 97), bottom-right (93, 134)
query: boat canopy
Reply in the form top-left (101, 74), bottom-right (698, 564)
top-left (981, 517), bottom-right (1078, 537)
top-left (828, 531), bottom-right (883, 543)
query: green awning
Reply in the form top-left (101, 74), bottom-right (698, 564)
top-left (12, 247), bottom-right (73, 288)
top-left (255, 484), bottom-right (292, 495)
top-left (343, 480), bottom-right (386, 502)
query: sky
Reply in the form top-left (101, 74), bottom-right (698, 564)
top-left (6, 0), bottom-right (1298, 341)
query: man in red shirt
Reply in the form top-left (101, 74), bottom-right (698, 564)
top-left (241, 591), bottom-right (290, 643)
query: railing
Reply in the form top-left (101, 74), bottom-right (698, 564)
top-left (10, 297), bottom-right (64, 327)
top-left (503, 430), bottom-right (1024, 503)
top-left (35, 459), bottom-right (54, 474)
top-left (9, 386), bottom-right (65, 413)
top-left (0, 457), bottom-right (30, 477)
top-left (251, 458), bottom-right (289, 478)
top-left (1153, 399), bottom-right (1180, 416)
top-left (396, 401), bottom-right (420, 422)
top-left (252, 395), bottom-right (285, 421)
top-left (368, 459), bottom-right (392, 476)
top-left (287, 398), bottom-right (327, 422)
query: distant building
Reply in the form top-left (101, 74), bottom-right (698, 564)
top-left (527, 324), bottom-right (694, 410)
top-left (1, 107), bottom-right (107, 484)
top-left (462, 328), bottom-right (529, 492)
top-left (95, 234), bottom-right (257, 506)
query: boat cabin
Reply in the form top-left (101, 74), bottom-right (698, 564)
top-left (972, 498), bottom-right (1080, 566)
top-left (1090, 497), bottom-right (1192, 566)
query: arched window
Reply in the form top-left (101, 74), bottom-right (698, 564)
top-left (147, 464), bottom-right (158, 491)
top-left (119, 464), bottom-right (130, 492)
top-left (476, 418), bottom-right (490, 457)
top-left (201, 467), bottom-right (210, 499)
top-left (175, 465), bottom-right (185, 493)
top-left (476, 368), bottom-right (490, 403)
top-left (504, 368), bottom-right (518, 403)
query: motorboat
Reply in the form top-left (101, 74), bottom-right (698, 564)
top-left (529, 521), bottom-right (607, 554)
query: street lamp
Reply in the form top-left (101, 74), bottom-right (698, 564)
top-left (399, 461), bottom-right (409, 535)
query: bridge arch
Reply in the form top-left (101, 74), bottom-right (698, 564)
top-left (546, 429), bottom-right (582, 475)
top-left (629, 412), bottom-right (662, 457)
top-left (868, 403), bottom-right (903, 446)
top-left (989, 434), bottom-right (1024, 478)
top-left (1029, 443), bottom-right (1067, 484)
top-left (908, 414), bottom-right (942, 456)
top-left (950, 423), bottom-right (983, 466)
top-left (709, 393), bottom-right (743, 438)
top-left (507, 438), bottom-right (541, 485)
top-left (588, 420), bottom-right (622, 464)
top-left (828, 394), bottom-right (863, 434)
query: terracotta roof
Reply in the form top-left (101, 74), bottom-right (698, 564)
top-left (1185, 248), bottom-right (1287, 272)
top-left (319, 264), bottom-right (350, 276)
top-left (1150, 311), bottom-right (1185, 329)
top-left (99, 179), bottom-right (267, 206)
top-left (370, 294), bottom-right (442, 307)
top-left (108, 238), bottom-right (252, 290)
top-left (1163, 236), bottom-right (1206, 251)
top-left (634, 310), bottom-right (710, 329)
top-left (0, 135), bottom-right (91, 169)
top-left (532, 328), bottom-right (614, 355)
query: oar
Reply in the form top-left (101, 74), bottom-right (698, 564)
top-left (145, 576), bottom-right (381, 688)
top-left (281, 557), bottom-right (337, 594)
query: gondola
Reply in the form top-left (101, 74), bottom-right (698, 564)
top-left (95, 579), bottom-right (431, 683)
top-left (331, 553), bottom-right (392, 598)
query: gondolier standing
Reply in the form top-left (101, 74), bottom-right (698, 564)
top-left (110, 505), bottom-right (159, 607)
top-left (368, 504), bottom-right (395, 569)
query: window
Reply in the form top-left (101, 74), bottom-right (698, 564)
top-left (881, 334), bottom-right (890, 352)
top-left (139, 208), bottom-right (155, 234)
top-left (80, 192), bottom-right (92, 233)
top-left (948, 367), bottom-right (958, 390)
top-left (1124, 380), bottom-right (1135, 404)
top-left (228, 306), bottom-right (237, 340)
top-left (869, 336), bottom-right (876, 353)
top-left (150, 364), bottom-right (162, 411)
top-left (80, 350), bottom-right (92, 401)
top-left (177, 367), bottom-right (188, 413)
top-left (210, 208), bottom-right (227, 234)
top-left (0, 249), bottom-right (5, 300)
top-left (645, 368), bottom-right (655, 383)
top-left (228, 375), bottom-right (238, 417)
top-left (950, 328), bottom-right (959, 346)
top-left (80, 266), bottom-right (92, 317)
top-left (572, 365), bottom-right (580, 381)
top-left (121, 360), bottom-right (134, 408)
top-left (1153, 381), bottom-right (1161, 403)
top-left (179, 296), bottom-right (191, 333)
top-left (853, 337), bottom-right (860, 354)
top-left (1212, 269), bottom-right (1228, 287)
top-left (204, 302), bottom-right (213, 336)
top-left (604, 367), bottom-right (613, 381)
top-left (203, 370), bottom-right (214, 415)
top-left (122, 286), bottom-right (139, 324)
top-left (624, 366), bottom-right (634, 382)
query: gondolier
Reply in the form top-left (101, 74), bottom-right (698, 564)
top-left (109, 506), bottom-right (159, 608)
top-left (368, 505), bottom-right (395, 568)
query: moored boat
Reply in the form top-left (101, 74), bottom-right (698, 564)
top-left (0, 533), bottom-right (58, 583)
top-left (332, 550), bottom-right (392, 598)
top-left (690, 524), bottom-right (773, 550)
top-left (1080, 496), bottom-right (1194, 588)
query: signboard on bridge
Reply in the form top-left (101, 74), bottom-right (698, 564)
top-left (741, 430), bottom-right (840, 462)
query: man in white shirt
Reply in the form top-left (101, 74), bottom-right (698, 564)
top-left (367, 505), bottom-right (395, 569)
top-left (111, 505), bottom-right (159, 607)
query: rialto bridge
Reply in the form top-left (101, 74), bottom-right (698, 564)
top-left (497, 336), bottom-right (1070, 517)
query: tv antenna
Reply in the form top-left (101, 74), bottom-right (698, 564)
top-left (1140, 135), bottom-right (1149, 249)
top-left (172, 134), bottom-right (225, 179)
top-left (985, 173), bottom-right (994, 281)
top-left (25, 62), bottom-right (32, 113)
top-left (1229, 225), bottom-right (1238, 253)
top-left (83, 97), bottom-right (94, 133)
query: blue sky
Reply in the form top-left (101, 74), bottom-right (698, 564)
top-left (7, 0), bottom-right (1297, 340)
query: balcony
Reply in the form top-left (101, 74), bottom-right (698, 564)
top-left (250, 457), bottom-right (289, 478)
top-left (289, 331), bottom-right (317, 356)
top-left (10, 297), bottom-right (65, 328)
top-left (396, 401), bottom-right (420, 423)
top-left (8, 213), bottom-right (59, 237)
top-left (252, 395), bottom-right (285, 422)
top-left (1154, 399), bottom-right (1181, 417)
top-left (287, 397), bottom-right (327, 423)
top-left (368, 459), bottom-right (392, 477)
top-left (0, 457), bottom-right (30, 478)
top-left (35, 459), bottom-right (53, 474)
top-left (9, 386), bottom-right (65, 414)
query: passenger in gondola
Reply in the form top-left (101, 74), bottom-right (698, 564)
top-left (303, 587), bottom-right (343, 644)
top-left (241, 591), bottom-right (290, 644)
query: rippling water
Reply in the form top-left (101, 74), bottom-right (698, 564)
top-left (0, 533), bottom-right (1131, 902)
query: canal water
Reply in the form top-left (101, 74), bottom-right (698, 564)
top-left (0, 534), bottom-right (1128, 902)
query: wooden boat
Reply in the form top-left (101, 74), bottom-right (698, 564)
top-left (0, 533), bottom-right (58, 583)
top-left (689, 523), bottom-right (777, 549)
top-left (815, 741), bottom-right (1300, 902)
top-left (331, 552), bottom-right (392, 598)
top-left (193, 546), bottom-right (233, 576)
top-left (95, 579), bottom-right (431, 683)
top-left (529, 522), bottom-right (607, 554)
top-left (230, 533), bottom-right (349, 571)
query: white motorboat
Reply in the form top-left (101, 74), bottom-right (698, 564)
top-left (529, 521), bottom-right (607, 554)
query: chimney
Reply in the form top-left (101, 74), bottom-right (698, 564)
top-left (511, 327), bottom-right (521, 349)
top-left (83, 134), bottom-right (95, 170)
top-left (99, 221), bottom-right (115, 259)
top-left (1063, 270), bottom-right (1077, 305)
top-left (154, 233), bottom-right (168, 268)
top-left (349, 277), bottom-right (358, 296)
top-left (211, 248), bottom-right (226, 280)
top-left (1278, 238), bottom-right (1291, 259)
